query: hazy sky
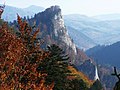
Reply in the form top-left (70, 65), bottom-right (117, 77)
top-left (1, 0), bottom-right (120, 16)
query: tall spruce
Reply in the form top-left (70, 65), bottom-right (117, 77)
top-left (37, 44), bottom-right (71, 90)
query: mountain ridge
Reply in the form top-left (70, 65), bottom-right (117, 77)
top-left (86, 41), bottom-right (120, 68)
top-left (64, 14), bottom-right (120, 49)
top-left (92, 13), bottom-right (120, 21)
top-left (2, 5), bottom-right (44, 21)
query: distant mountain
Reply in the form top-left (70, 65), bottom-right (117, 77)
top-left (99, 20), bottom-right (120, 29)
top-left (66, 26), bottom-right (96, 50)
top-left (64, 14), bottom-right (98, 23)
top-left (92, 14), bottom-right (120, 21)
top-left (64, 14), bottom-right (120, 50)
top-left (2, 5), bottom-right (44, 21)
top-left (86, 41), bottom-right (120, 68)
top-left (23, 5), bottom-right (44, 14)
top-left (86, 45), bottom-right (105, 56)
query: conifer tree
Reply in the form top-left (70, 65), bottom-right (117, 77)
top-left (37, 44), bottom-right (71, 90)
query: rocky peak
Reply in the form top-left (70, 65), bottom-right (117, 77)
top-left (29, 6), bottom-right (88, 64)
top-left (50, 6), bottom-right (77, 56)
top-left (35, 5), bottom-right (62, 22)
top-left (45, 5), bottom-right (61, 19)
top-left (37, 6), bottom-right (77, 56)
top-left (46, 5), bottom-right (61, 12)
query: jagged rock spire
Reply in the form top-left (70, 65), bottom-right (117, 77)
top-left (94, 65), bottom-right (100, 81)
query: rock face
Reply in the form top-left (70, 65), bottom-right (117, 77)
top-left (29, 6), bottom-right (88, 64)
top-left (50, 6), bottom-right (77, 55)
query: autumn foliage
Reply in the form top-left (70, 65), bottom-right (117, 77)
top-left (67, 66), bottom-right (93, 88)
top-left (0, 14), bottom-right (93, 90)
top-left (0, 15), bottom-right (54, 90)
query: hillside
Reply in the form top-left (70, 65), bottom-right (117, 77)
top-left (86, 41), bottom-right (120, 68)
top-left (66, 26), bottom-right (96, 50)
top-left (64, 14), bottom-right (120, 50)
top-left (68, 66), bottom-right (93, 88)
top-left (23, 5), bottom-right (44, 13)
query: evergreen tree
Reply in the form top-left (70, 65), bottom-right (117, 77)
top-left (37, 44), bottom-right (71, 90)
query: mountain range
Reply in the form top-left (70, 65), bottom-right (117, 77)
top-left (92, 13), bottom-right (120, 21)
top-left (2, 5), bottom-right (44, 21)
top-left (64, 14), bottom-right (120, 50)
top-left (2, 5), bottom-right (120, 50)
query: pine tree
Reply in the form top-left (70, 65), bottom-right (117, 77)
top-left (37, 44), bottom-right (71, 90)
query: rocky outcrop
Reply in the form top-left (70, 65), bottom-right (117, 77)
top-left (29, 5), bottom-right (88, 64)
top-left (51, 6), bottom-right (77, 55)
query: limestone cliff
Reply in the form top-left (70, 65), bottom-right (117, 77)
top-left (29, 5), bottom-right (88, 64)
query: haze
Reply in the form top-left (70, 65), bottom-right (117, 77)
top-left (2, 0), bottom-right (120, 16)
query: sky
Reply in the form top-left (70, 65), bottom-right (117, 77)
top-left (1, 0), bottom-right (120, 16)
